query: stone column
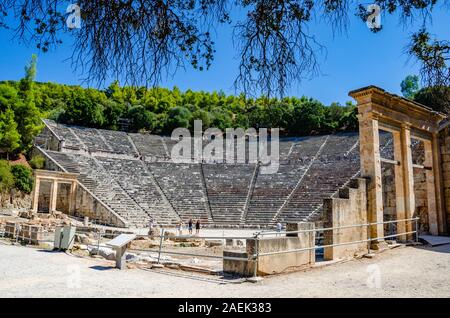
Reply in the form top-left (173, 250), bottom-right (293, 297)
top-left (31, 177), bottom-right (41, 212)
top-left (69, 181), bottom-right (78, 214)
top-left (401, 125), bottom-right (415, 239)
top-left (393, 131), bottom-right (407, 241)
top-left (49, 179), bottom-right (58, 213)
top-left (359, 112), bottom-right (384, 248)
top-left (432, 133), bottom-right (446, 234)
top-left (424, 140), bottom-right (439, 235)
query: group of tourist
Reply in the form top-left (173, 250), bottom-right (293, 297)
top-left (148, 218), bottom-right (201, 237)
top-left (176, 219), bottom-right (201, 236)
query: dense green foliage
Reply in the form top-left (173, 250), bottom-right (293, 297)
top-left (0, 161), bottom-right (34, 194)
top-left (29, 155), bottom-right (45, 170)
top-left (401, 75), bottom-right (420, 99)
top-left (0, 160), bottom-right (15, 193)
top-left (0, 107), bottom-right (20, 156)
top-left (401, 75), bottom-right (449, 113)
top-left (11, 164), bottom-right (34, 194)
top-left (0, 79), bottom-right (359, 149)
top-left (2, 56), bottom-right (360, 162)
top-left (0, 55), bottom-right (43, 157)
top-left (414, 86), bottom-right (450, 114)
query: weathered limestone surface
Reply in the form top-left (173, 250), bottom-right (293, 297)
top-left (323, 178), bottom-right (368, 260)
top-left (350, 86), bottom-right (447, 241)
top-left (439, 128), bottom-right (450, 233)
top-left (358, 112), bottom-right (384, 246)
top-left (223, 222), bottom-right (315, 277)
top-left (72, 185), bottom-right (127, 227)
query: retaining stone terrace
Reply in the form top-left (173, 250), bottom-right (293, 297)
top-left (147, 162), bottom-right (211, 223)
top-left (202, 164), bottom-right (255, 224)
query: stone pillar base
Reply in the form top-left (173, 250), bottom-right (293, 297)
top-left (370, 240), bottom-right (389, 251)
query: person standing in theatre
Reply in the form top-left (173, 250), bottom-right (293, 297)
top-left (195, 220), bottom-right (201, 235)
top-left (188, 219), bottom-right (193, 235)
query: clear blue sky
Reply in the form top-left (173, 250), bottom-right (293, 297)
top-left (0, 6), bottom-right (448, 105)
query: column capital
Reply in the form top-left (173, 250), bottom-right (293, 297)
top-left (401, 123), bottom-right (412, 131)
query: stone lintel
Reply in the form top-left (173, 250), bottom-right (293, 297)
top-left (351, 86), bottom-right (446, 134)
top-left (34, 169), bottom-right (78, 182)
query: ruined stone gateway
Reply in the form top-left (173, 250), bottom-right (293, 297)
top-left (31, 87), bottom-right (450, 246)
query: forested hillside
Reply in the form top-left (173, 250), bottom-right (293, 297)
top-left (0, 57), bottom-right (359, 159)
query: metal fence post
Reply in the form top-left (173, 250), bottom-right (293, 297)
top-left (415, 218), bottom-right (419, 243)
top-left (253, 234), bottom-right (259, 278)
top-left (96, 228), bottom-right (102, 255)
top-left (367, 223), bottom-right (371, 254)
top-left (157, 228), bottom-right (165, 264)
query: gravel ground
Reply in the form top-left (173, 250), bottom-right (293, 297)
top-left (0, 243), bottom-right (449, 298)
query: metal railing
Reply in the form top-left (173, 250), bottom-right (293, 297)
top-left (123, 217), bottom-right (419, 278)
top-left (0, 217), bottom-right (421, 279)
top-left (128, 232), bottom-right (258, 264)
top-left (255, 217), bottom-right (420, 258)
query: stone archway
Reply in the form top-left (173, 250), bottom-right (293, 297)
top-left (32, 170), bottom-right (78, 214)
top-left (350, 86), bottom-right (447, 248)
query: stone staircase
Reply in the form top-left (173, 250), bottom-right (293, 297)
top-left (148, 162), bottom-right (211, 224)
top-left (202, 164), bottom-right (255, 225)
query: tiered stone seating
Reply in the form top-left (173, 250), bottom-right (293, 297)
top-left (278, 160), bottom-right (361, 223)
top-left (41, 120), bottom-right (414, 228)
top-left (286, 135), bottom-right (330, 162)
top-left (69, 126), bottom-right (111, 152)
top-left (130, 133), bottom-right (168, 158)
top-left (277, 139), bottom-right (295, 161)
top-left (277, 134), bottom-right (361, 223)
top-left (98, 129), bottom-right (138, 155)
top-left (42, 119), bottom-right (81, 150)
top-left (317, 133), bottom-right (360, 161)
top-left (45, 151), bottom-right (154, 227)
top-left (147, 162), bottom-right (211, 223)
top-left (379, 131), bottom-right (394, 160)
top-left (202, 164), bottom-right (255, 224)
top-left (43, 120), bottom-right (137, 155)
top-left (95, 157), bottom-right (181, 225)
top-left (245, 164), bottom-right (308, 225)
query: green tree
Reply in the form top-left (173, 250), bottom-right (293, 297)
top-left (165, 106), bottom-right (192, 133)
top-left (288, 99), bottom-right (326, 135)
top-left (15, 55), bottom-right (43, 152)
top-left (401, 75), bottom-right (420, 99)
top-left (29, 155), bottom-right (45, 169)
top-left (61, 88), bottom-right (105, 127)
top-left (414, 86), bottom-right (450, 114)
top-left (0, 107), bottom-right (21, 158)
top-left (11, 164), bottom-right (34, 194)
top-left (0, 160), bottom-right (14, 194)
top-left (128, 105), bottom-right (157, 132)
top-left (103, 100), bottom-right (126, 130)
